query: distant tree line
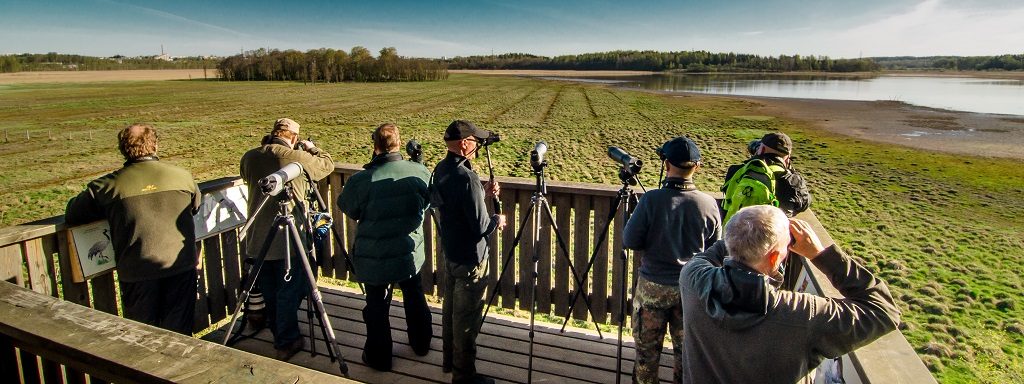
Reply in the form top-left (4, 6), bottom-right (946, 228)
top-left (872, 54), bottom-right (1024, 71)
top-left (442, 51), bottom-right (881, 72)
top-left (217, 47), bottom-right (448, 82)
top-left (0, 53), bottom-right (217, 73)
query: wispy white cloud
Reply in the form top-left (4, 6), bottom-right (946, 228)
top-left (835, 0), bottom-right (1024, 56)
top-left (99, 0), bottom-right (251, 38)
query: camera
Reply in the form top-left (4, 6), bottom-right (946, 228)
top-left (479, 132), bottom-right (501, 146)
top-left (608, 146), bottom-right (642, 185)
top-left (405, 139), bottom-right (423, 163)
top-left (747, 139), bottom-right (761, 156)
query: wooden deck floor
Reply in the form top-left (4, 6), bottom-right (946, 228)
top-left (203, 284), bottom-right (676, 384)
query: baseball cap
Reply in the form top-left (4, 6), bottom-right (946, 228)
top-left (760, 132), bottom-right (792, 155)
top-left (658, 136), bottom-right (701, 167)
top-left (444, 120), bottom-right (492, 141)
top-left (274, 118), bottom-right (300, 134)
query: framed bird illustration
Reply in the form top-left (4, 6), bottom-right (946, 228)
top-left (67, 221), bottom-right (116, 282)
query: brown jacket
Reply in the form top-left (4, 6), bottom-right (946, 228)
top-left (239, 137), bottom-right (334, 260)
top-left (678, 240), bottom-right (901, 383)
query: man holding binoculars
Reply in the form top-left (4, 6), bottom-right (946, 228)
top-left (239, 117), bottom-right (334, 361)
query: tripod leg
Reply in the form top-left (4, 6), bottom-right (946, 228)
top-left (616, 246), bottom-right (632, 384)
top-left (285, 218), bottom-right (349, 376)
top-left (224, 222), bottom-right (279, 345)
top-left (527, 192), bottom-right (544, 384)
top-left (540, 198), bottom-right (604, 338)
top-left (560, 191), bottom-right (624, 332)
top-left (479, 204), bottom-right (534, 331)
top-left (329, 224), bottom-right (364, 294)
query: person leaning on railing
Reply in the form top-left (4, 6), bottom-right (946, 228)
top-left (677, 205), bottom-right (901, 384)
top-left (65, 123), bottom-right (201, 335)
top-left (337, 123), bottom-right (433, 372)
top-left (239, 118), bottom-right (334, 361)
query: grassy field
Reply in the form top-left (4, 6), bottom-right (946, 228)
top-left (0, 74), bottom-right (1021, 383)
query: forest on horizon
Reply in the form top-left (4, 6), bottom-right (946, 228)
top-left (2, 49), bottom-right (1022, 75)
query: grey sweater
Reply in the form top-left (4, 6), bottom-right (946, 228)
top-left (622, 178), bottom-right (721, 285)
top-left (678, 241), bottom-right (901, 383)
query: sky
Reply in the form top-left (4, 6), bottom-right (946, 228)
top-left (1, 0), bottom-right (1022, 59)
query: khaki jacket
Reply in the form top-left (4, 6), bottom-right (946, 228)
top-left (240, 137), bottom-right (334, 260)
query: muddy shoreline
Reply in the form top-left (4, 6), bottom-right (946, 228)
top-left (721, 95), bottom-right (1024, 160)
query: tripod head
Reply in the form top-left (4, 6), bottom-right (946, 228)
top-left (530, 141), bottom-right (548, 173)
top-left (529, 141), bottom-right (548, 194)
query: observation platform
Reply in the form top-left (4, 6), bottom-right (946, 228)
top-left (0, 164), bottom-right (935, 384)
top-left (203, 286), bottom-right (664, 384)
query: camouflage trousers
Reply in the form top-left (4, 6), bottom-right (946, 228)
top-left (632, 276), bottom-right (683, 384)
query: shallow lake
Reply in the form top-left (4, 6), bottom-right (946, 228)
top-left (546, 74), bottom-right (1024, 116)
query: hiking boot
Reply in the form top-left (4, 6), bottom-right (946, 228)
top-left (274, 339), bottom-right (303, 361)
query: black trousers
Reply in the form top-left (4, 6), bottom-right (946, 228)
top-left (119, 269), bottom-right (198, 335)
top-left (362, 275), bottom-right (433, 370)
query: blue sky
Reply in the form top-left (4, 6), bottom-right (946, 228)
top-left (1, 0), bottom-right (1022, 58)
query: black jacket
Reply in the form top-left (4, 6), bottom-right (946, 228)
top-left (724, 154), bottom-right (812, 216)
top-left (622, 177), bottom-right (721, 285)
top-left (431, 152), bottom-right (498, 266)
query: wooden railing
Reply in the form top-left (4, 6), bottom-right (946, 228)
top-left (0, 165), bottom-right (934, 383)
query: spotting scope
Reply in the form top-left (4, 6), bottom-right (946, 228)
top-left (259, 162), bottom-right (303, 196)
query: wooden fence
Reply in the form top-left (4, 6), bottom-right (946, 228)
top-left (0, 164), bottom-right (934, 383)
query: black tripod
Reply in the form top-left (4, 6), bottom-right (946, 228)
top-left (559, 178), bottom-right (640, 384)
top-left (480, 156), bottom-right (605, 383)
top-left (222, 185), bottom-right (348, 376)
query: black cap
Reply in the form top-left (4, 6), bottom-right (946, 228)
top-left (658, 136), bottom-right (701, 167)
top-left (760, 132), bottom-right (792, 155)
top-left (444, 120), bottom-right (492, 141)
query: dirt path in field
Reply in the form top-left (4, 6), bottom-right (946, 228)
top-left (0, 69), bottom-right (217, 84)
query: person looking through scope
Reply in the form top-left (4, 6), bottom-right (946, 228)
top-left (239, 118), bottom-right (334, 361)
top-left (338, 123), bottom-right (433, 371)
top-left (721, 132), bottom-right (812, 223)
top-left (65, 123), bottom-right (202, 335)
top-left (678, 205), bottom-right (900, 383)
top-left (432, 120), bottom-right (506, 384)
top-left (622, 136), bottom-right (722, 384)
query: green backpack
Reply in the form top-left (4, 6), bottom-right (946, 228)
top-left (721, 158), bottom-right (787, 224)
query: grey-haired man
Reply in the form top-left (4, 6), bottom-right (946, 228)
top-left (678, 205), bottom-right (900, 383)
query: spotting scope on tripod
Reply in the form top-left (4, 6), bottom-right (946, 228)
top-left (480, 141), bottom-right (607, 383)
top-left (225, 162), bottom-right (350, 376)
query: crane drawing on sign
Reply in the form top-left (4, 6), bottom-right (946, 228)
top-left (88, 229), bottom-right (111, 265)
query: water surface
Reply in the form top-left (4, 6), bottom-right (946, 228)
top-left (552, 74), bottom-right (1024, 116)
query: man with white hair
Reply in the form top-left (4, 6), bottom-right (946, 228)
top-left (677, 205), bottom-right (901, 383)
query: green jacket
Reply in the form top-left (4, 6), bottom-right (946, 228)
top-left (338, 152), bottom-right (430, 284)
top-left (65, 158), bottom-right (201, 282)
top-left (240, 137), bottom-right (335, 260)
